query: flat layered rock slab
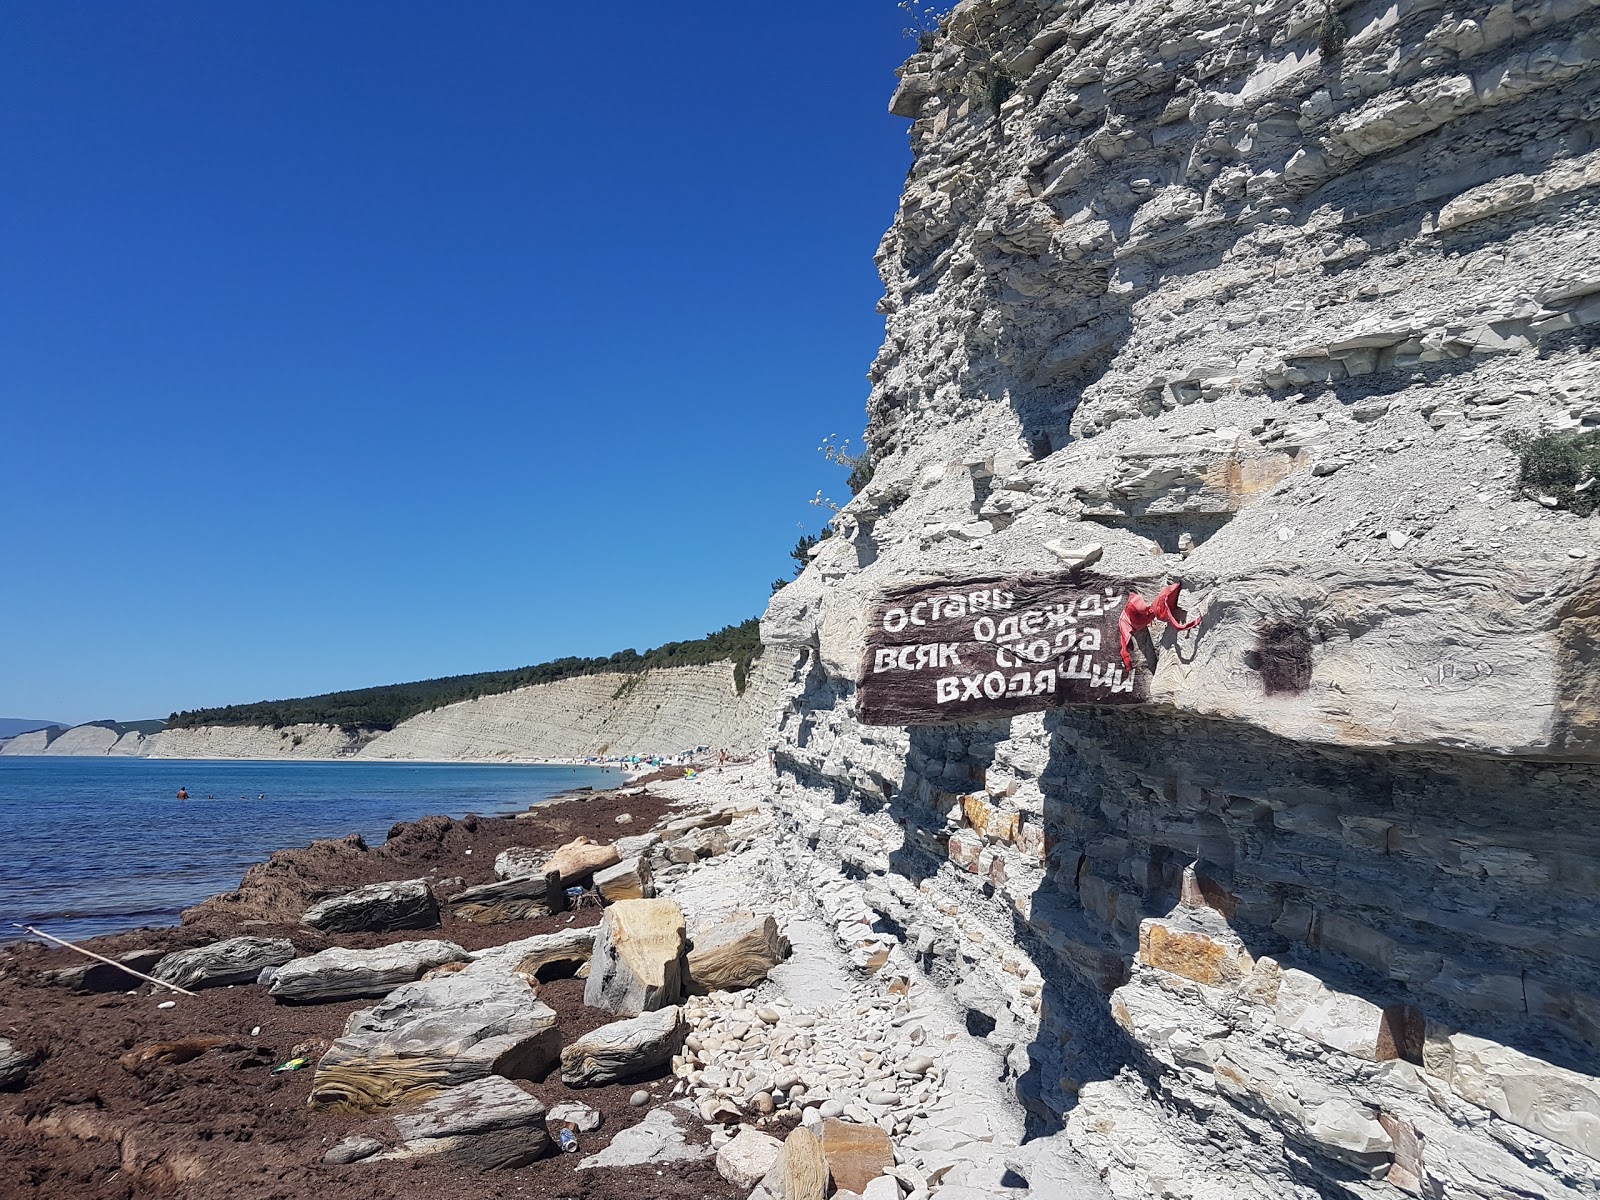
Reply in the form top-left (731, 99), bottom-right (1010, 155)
top-left (0, 1038), bottom-right (29, 1090)
top-left (384, 1076), bottom-right (550, 1168)
top-left (269, 940), bottom-right (469, 1003)
top-left (560, 1006), bottom-right (685, 1087)
top-left (575, 1101), bottom-right (711, 1170)
top-left (151, 937), bottom-right (296, 990)
top-left (446, 875), bottom-right (553, 925)
top-left (309, 972), bottom-right (559, 1111)
top-left (821, 1118), bottom-right (894, 1195)
top-left (302, 878), bottom-right (439, 933)
top-left (463, 927), bottom-right (595, 981)
top-left (686, 914), bottom-right (788, 994)
top-left (583, 897), bottom-right (686, 1016)
top-left (594, 855), bottom-right (652, 902)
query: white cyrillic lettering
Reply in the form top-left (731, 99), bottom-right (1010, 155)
top-left (884, 608), bottom-right (908, 633)
top-left (1021, 610), bottom-right (1043, 636)
top-left (960, 675), bottom-right (983, 700)
top-left (873, 648), bottom-right (896, 674)
top-left (995, 590), bottom-right (1016, 609)
top-left (996, 615), bottom-right (1020, 642)
top-left (973, 616), bottom-right (995, 642)
top-left (939, 643), bottom-right (961, 667)
top-left (936, 677), bottom-right (959, 704)
top-left (1007, 672), bottom-right (1032, 697)
top-left (1035, 669), bottom-right (1057, 694)
top-left (970, 592), bottom-right (990, 612)
top-left (898, 645), bottom-right (916, 671)
top-left (1079, 627), bottom-right (1101, 651)
top-left (983, 671), bottom-right (1006, 699)
top-left (914, 643), bottom-right (933, 670)
top-left (1063, 654), bottom-right (1093, 680)
top-left (910, 602), bottom-right (929, 626)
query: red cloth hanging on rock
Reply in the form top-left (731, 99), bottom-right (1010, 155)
top-left (1119, 582), bottom-right (1202, 669)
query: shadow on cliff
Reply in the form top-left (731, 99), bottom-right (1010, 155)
top-left (1008, 701), bottom-right (1600, 1158)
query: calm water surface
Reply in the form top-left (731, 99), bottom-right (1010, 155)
top-left (0, 757), bottom-right (618, 943)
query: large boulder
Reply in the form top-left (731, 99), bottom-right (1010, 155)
top-left (594, 856), bottom-right (652, 902)
top-left (463, 927), bottom-right (596, 981)
top-left (717, 1126), bottom-right (783, 1190)
top-left (686, 914), bottom-right (789, 994)
top-left (302, 878), bottom-right (439, 933)
top-left (446, 875), bottom-right (557, 924)
top-left (575, 1101), bottom-right (712, 1171)
top-left (151, 937), bottom-right (295, 990)
top-left (821, 1119), bottom-right (895, 1195)
top-left (269, 940), bottom-right (469, 1003)
top-left (44, 948), bottom-right (165, 993)
top-left (0, 1039), bottom-right (29, 1090)
top-left (559, 1006), bottom-right (685, 1087)
top-left (583, 898), bottom-right (686, 1015)
top-left (385, 1076), bottom-right (550, 1168)
top-left (309, 972), bottom-right (560, 1111)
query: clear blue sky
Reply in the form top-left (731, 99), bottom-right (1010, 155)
top-left (0, 1), bottom-right (915, 724)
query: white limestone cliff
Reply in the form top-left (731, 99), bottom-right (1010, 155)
top-left (758, 1), bottom-right (1600, 1196)
top-left (32, 655), bottom-right (791, 761)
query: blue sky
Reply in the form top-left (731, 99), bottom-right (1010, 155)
top-left (0, 2), bottom-right (915, 724)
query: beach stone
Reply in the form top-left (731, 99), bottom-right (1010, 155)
top-left (863, 1177), bottom-right (905, 1200)
top-left (583, 898), bottom-right (686, 1015)
top-left (820, 1098), bottom-right (846, 1119)
top-left (302, 878), bottom-right (439, 933)
top-left (269, 940), bottom-right (469, 1003)
top-left (309, 971), bottom-right (559, 1111)
top-left (822, 1118), bottom-right (895, 1194)
top-left (575, 1101), bottom-right (712, 1170)
top-left (462, 927), bottom-right (595, 981)
top-left (630, 1088), bottom-right (651, 1107)
top-left (43, 948), bottom-right (165, 993)
top-left (151, 936), bottom-right (296, 990)
top-left (324, 1136), bottom-right (384, 1164)
top-left (595, 855), bottom-right (653, 902)
top-left (865, 1089), bottom-right (901, 1107)
top-left (446, 874), bottom-right (556, 925)
top-left (685, 914), bottom-right (789, 994)
top-left (0, 1039), bottom-right (29, 1090)
top-left (902, 1054), bottom-right (934, 1076)
top-left (547, 1101), bottom-right (602, 1132)
top-left (716, 1126), bottom-right (783, 1189)
top-left (613, 831), bottom-right (660, 859)
top-left (560, 1007), bottom-right (686, 1087)
top-left (382, 1076), bottom-right (549, 1168)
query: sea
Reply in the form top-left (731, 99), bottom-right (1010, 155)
top-left (0, 756), bottom-right (620, 944)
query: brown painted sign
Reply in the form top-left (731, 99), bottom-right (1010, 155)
top-left (858, 573), bottom-right (1148, 726)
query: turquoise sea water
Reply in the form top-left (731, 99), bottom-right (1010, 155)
top-left (0, 757), bottom-right (618, 944)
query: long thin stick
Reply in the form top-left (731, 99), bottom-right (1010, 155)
top-left (11, 924), bottom-right (196, 997)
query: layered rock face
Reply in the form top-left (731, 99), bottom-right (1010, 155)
top-left (39, 655), bottom-right (790, 760)
top-left (763, 0), bottom-right (1600, 1195)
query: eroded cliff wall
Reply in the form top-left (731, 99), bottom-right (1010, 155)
top-left (761, 0), bottom-right (1600, 1195)
top-left (131, 655), bottom-right (790, 760)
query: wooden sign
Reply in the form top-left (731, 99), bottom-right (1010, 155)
top-left (857, 573), bottom-right (1148, 726)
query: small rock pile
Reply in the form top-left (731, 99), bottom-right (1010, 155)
top-left (674, 991), bottom-right (941, 1137)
